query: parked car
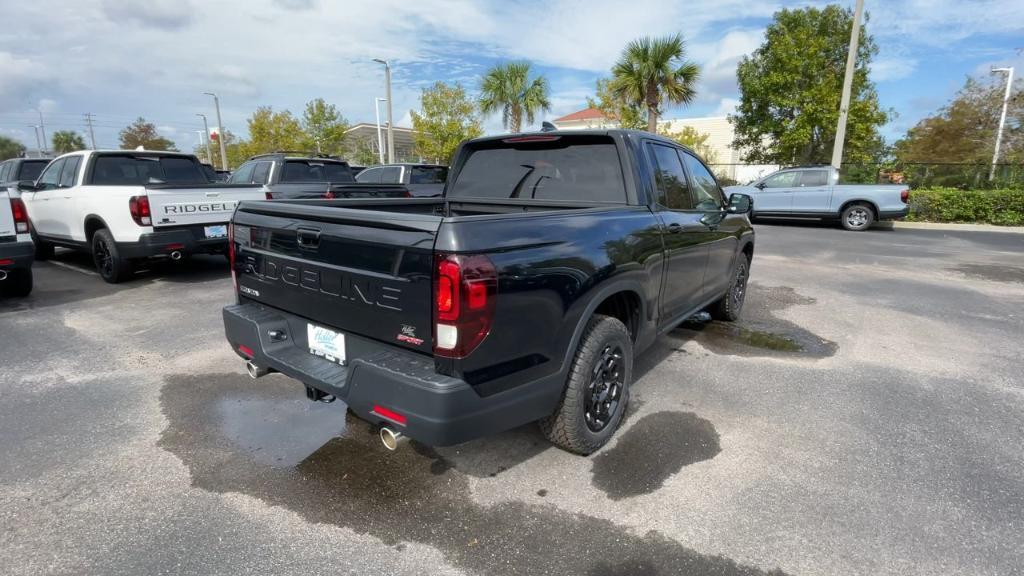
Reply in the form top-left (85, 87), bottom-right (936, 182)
top-left (725, 165), bottom-right (909, 231)
top-left (356, 163), bottom-right (448, 197)
top-left (19, 150), bottom-right (265, 283)
top-left (229, 153), bottom-right (411, 200)
top-left (0, 158), bottom-right (50, 187)
top-left (200, 163), bottom-right (230, 182)
top-left (0, 187), bottom-right (33, 296)
top-left (223, 129), bottom-right (755, 454)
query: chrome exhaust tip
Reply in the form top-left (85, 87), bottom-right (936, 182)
top-left (246, 360), bottom-right (269, 379)
top-left (380, 427), bottom-right (407, 451)
top-left (169, 251), bottom-right (183, 261)
top-left (0, 270), bottom-right (7, 281)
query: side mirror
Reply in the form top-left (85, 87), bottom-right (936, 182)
top-left (727, 193), bottom-right (753, 215)
top-left (754, 182), bottom-right (766, 190)
top-left (16, 180), bottom-right (38, 192)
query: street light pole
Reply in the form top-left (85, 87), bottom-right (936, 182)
top-left (373, 59), bottom-right (395, 163)
top-left (28, 126), bottom-right (42, 157)
top-left (204, 92), bottom-right (229, 171)
top-left (374, 97), bottom-right (387, 164)
top-left (195, 130), bottom-right (207, 162)
top-left (830, 0), bottom-right (864, 171)
top-left (196, 113), bottom-right (213, 166)
top-left (989, 67), bottom-right (1014, 181)
top-left (36, 110), bottom-right (47, 154)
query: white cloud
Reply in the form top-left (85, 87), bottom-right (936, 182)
top-left (871, 58), bottom-right (919, 82)
top-left (712, 98), bottom-right (740, 116)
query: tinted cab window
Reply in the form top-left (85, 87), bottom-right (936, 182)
top-left (448, 136), bottom-right (627, 203)
top-left (279, 160), bottom-right (354, 183)
top-left (410, 166), bottom-right (447, 184)
top-left (19, 161), bottom-right (48, 182)
top-left (91, 155), bottom-right (207, 185)
top-left (648, 143), bottom-right (693, 210)
top-left (380, 166), bottom-right (402, 183)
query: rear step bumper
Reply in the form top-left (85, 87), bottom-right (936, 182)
top-left (0, 240), bottom-right (34, 270)
top-left (117, 226), bottom-right (229, 259)
top-left (223, 302), bottom-right (554, 446)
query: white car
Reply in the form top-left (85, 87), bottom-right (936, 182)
top-left (20, 150), bottom-right (264, 283)
top-left (0, 186), bottom-right (33, 296)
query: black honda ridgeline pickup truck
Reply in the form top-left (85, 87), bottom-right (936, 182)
top-left (224, 130), bottom-right (755, 455)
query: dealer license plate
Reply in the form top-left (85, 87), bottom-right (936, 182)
top-left (307, 323), bottom-right (346, 365)
top-left (204, 225), bottom-right (228, 238)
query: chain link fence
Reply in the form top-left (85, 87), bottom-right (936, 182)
top-left (709, 162), bottom-right (1024, 190)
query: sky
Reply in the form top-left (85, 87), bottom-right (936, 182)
top-left (1, 0), bottom-right (1022, 153)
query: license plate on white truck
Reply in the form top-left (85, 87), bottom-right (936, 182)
top-left (204, 225), bottom-right (227, 238)
top-left (308, 323), bottom-right (346, 365)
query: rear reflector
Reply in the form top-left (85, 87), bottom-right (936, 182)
top-left (0, 259), bottom-right (12, 266)
top-left (166, 243), bottom-right (185, 251)
top-left (238, 344), bottom-right (254, 358)
top-left (373, 405), bottom-right (407, 425)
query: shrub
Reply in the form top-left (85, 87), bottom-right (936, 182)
top-left (907, 188), bottom-right (1024, 226)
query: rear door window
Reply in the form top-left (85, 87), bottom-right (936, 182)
top-left (380, 166), bottom-right (402, 183)
top-left (59, 156), bottom-right (82, 188)
top-left (252, 161), bottom-right (272, 184)
top-left (798, 170), bottom-right (828, 187)
top-left (647, 143), bottom-right (693, 210)
top-left (229, 162), bottom-right (256, 184)
top-left (448, 136), bottom-right (627, 203)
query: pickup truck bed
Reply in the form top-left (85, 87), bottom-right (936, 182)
top-left (225, 130), bottom-right (756, 453)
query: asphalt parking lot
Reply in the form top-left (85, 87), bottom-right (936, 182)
top-left (1, 223), bottom-right (1022, 576)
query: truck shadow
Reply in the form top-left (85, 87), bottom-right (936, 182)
top-left (159, 372), bottom-right (791, 576)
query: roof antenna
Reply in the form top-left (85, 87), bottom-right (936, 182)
top-left (540, 121), bottom-right (557, 132)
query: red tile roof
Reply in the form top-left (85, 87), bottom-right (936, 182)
top-left (553, 108), bottom-right (608, 122)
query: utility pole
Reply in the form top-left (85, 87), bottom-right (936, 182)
top-left (373, 59), bottom-right (395, 163)
top-left (374, 97), bottom-right (387, 164)
top-left (196, 113), bottom-right (213, 166)
top-left (83, 113), bottom-right (97, 149)
top-left (204, 92), bottom-right (229, 171)
top-left (830, 0), bottom-right (864, 171)
top-left (989, 67), bottom-right (1014, 181)
top-left (36, 110), bottom-right (48, 154)
top-left (28, 126), bottom-right (42, 157)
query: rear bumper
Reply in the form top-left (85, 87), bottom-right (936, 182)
top-left (117, 225), bottom-right (229, 259)
top-left (223, 301), bottom-right (557, 446)
top-left (878, 207), bottom-right (910, 220)
top-left (0, 240), bottom-right (34, 270)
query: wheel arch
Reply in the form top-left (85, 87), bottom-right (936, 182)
top-left (838, 199), bottom-right (878, 218)
top-left (559, 280), bottom-right (650, 375)
top-left (83, 214), bottom-right (110, 243)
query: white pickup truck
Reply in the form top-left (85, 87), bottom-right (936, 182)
top-left (20, 150), bottom-right (264, 283)
top-left (725, 166), bottom-right (909, 231)
top-left (0, 186), bottom-right (34, 296)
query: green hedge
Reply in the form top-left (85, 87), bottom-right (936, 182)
top-left (907, 188), bottom-right (1024, 226)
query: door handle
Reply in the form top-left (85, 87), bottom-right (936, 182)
top-left (666, 223), bottom-right (683, 234)
top-left (296, 227), bottom-right (320, 248)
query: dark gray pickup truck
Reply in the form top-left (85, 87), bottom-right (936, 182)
top-left (224, 130), bottom-right (755, 454)
top-left (229, 153), bottom-right (410, 200)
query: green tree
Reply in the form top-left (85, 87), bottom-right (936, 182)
top-left (301, 98), bottom-right (349, 155)
top-left (0, 136), bottom-right (26, 160)
top-left (52, 130), bottom-right (87, 153)
top-left (586, 78), bottom-right (646, 130)
top-left (658, 123), bottom-right (719, 163)
top-left (346, 136), bottom-right (380, 166)
top-left (411, 81), bottom-right (483, 163)
top-left (193, 129), bottom-right (247, 168)
top-left (244, 106), bottom-right (306, 155)
top-left (119, 117), bottom-right (178, 151)
top-left (732, 5), bottom-right (889, 165)
top-left (609, 34), bottom-right (700, 133)
top-left (479, 61), bottom-right (551, 133)
top-left (895, 75), bottom-right (1023, 164)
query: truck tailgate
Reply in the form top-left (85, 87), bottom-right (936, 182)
top-left (232, 201), bottom-right (442, 355)
top-left (148, 185), bottom-right (263, 228)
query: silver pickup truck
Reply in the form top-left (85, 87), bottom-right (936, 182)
top-left (725, 166), bottom-right (909, 231)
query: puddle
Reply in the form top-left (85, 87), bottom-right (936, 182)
top-left (591, 412), bottom-right (721, 500)
top-left (950, 264), bottom-right (1024, 284)
top-left (673, 285), bottom-right (837, 358)
top-left (159, 373), bottom-right (791, 576)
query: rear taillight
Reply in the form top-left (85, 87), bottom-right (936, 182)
top-left (128, 195), bottom-right (151, 226)
top-left (900, 189), bottom-right (909, 203)
top-left (10, 198), bottom-right (29, 233)
top-left (433, 254), bottom-right (497, 358)
top-left (265, 191), bottom-right (273, 200)
top-left (324, 190), bottom-right (335, 199)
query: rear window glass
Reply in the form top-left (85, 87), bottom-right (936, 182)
top-left (410, 166), bottom-right (447, 184)
top-left (279, 160), bottom-right (354, 183)
top-left (91, 155), bottom-right (207, 185)
top-left (448, 137), bottom-right (626, 203)
top-left (19, 161), bottom-right (48, 181)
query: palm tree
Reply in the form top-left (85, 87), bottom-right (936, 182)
top-left (52, 130), bottom-right (87, 153)
top-left (609, 34), bottom-right (700, 133)
top-left (479, 62), bottom-right (551, 133)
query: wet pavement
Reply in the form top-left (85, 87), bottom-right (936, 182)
top-left (2, 225), bottom-right (1023, 576)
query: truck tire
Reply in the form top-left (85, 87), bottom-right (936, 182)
top-left (540, 314), bottom-right (633, 455)
top-left (32, 229), bottom-right (54, 261)
top-left (91, 229), bottom-right (133, 284)
top-left (841, 203), bottom-right (874, 231)
top-left (709, 254), bottom-right (750, 322)
top-left (1, 268), bottom-right (32, 297)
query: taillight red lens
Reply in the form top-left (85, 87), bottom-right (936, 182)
top-left (900, 189), bottom-right (909, 203)
top-left (433, 254), bottom-right (497, 358)
top-left (129, 195), bottom-right (151, 226)
top-left (10, 198), bottom-right (29, 233)
top-left (324, 190), bottom-right (335, 199)
top-left (265, 191), bottom-right (274, 200)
